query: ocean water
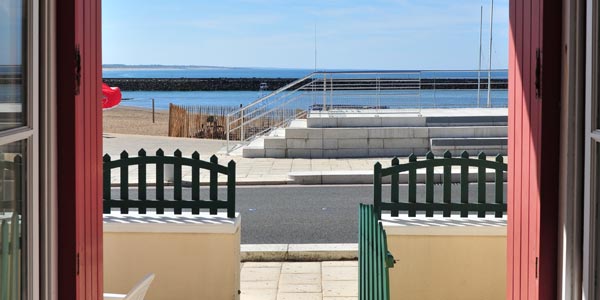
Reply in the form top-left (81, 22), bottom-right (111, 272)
top-left (120, 89), bottom-right (508, 110)
top-left (103, 67), bottom-right (509, 110)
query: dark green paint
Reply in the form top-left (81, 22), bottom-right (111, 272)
top-left (359, 204), bottom-right (394, 300)
top-left (373, 151), bottom-right (507, 219)
top-left (103, 148), bottom-right (236, 217)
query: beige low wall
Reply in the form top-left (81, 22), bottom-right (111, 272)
top-left (103, 212), bottom-right (241, 300)
top-left (381, 215), bottom-right (506, 300)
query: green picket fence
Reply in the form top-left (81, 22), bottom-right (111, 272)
top-left (374, 150), bottom-right (507, 219)
top-left (359, 204), bottom-right (395, 300)
top-left (0, 155), bottom-right (22, 300)
top-left (103, 149), bottom-right (236, 218)
top-left (0, 215), bottom-right (20, 300)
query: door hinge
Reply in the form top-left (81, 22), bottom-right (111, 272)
top-left (76, 253), bottom-right (80, 275)
top-left (75, 45), bottom-right (81, 96)
top-left (535, 48), bottom-right (541, 99)
top-left (535, 257), bottom-right (538, 278)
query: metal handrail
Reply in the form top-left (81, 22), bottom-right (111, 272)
top-left (229, 73), bottom-right (315, 115)
top-left (226, 70), bottom-right (508, 153)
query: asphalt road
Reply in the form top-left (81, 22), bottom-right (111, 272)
top-left (111, 183), bottom-right (506, 244)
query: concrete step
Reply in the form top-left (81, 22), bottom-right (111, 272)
top-left (428, 126), bottom-right (507, 138)
top-left (426, 115), bottom-right (507, 126)
top-left (430, 137), bottom-right (507, 156)
top-left (241, 244), bottom-right (358, 262)
top-left (288, 169), bottom-right (507, 185)
top-left (242, 138), bottom-right (266, 158)
top-left (263, 136), bottom-right (286, 149)
top-left (267, 127), bottom-right (286, 137)
top-left (307, 108), bottom-right (508, 128)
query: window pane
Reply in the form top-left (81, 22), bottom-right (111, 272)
top-left (0, 140), bottom-right (26, 299)
top-left (0, 0), bottom-right (27, 130)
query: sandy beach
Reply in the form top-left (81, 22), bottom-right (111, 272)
top-left (103, 106), bottom-right (169, 136)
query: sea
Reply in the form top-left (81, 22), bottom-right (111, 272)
top-left (101, 67), bottom-right (509, 110)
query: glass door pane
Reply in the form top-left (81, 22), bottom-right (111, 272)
top-left (0, 0), bottom-right (27, 130)
top-left (0, 140), bottom-right (26, 299)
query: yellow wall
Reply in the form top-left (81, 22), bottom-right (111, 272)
top-left (386, 234), bottom-right (506, 300)
top-left (104, 229), bottom-right (241, 300)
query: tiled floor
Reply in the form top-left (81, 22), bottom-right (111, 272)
top-left (240, 261), bottom-right (358, 300)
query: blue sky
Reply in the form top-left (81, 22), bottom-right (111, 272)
top-left (102, 0), bottom-right (508, 70)
top-left (0, 0), bottom-right (24, 66)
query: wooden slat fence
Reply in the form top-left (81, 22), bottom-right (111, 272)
top-left (374, 150), bottom-right (507, 219)
top-left (168, 103), bottom-right (239, 139)
top-left (169, 103), bottom-right (303, 141)
top-left (103, 149), bottom-right (236, 218)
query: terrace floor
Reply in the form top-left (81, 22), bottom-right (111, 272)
top-left (240, 261), bottom-right (358, 300)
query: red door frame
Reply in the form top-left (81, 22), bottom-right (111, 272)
top-left (56, 0), bottom-right (103, 298)
top-left (507, 0), bottom-right (561, 299)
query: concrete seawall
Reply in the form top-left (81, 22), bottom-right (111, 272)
top-left (103, 78), bottom-right (508, 91)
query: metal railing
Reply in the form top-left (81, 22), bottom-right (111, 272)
top-left (225, 70), bottom-right (508, 152)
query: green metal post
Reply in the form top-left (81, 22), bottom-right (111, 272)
top-left (227, 160), bottom-right (236, 218)
top-left (425, 152), bottom-right (434, 217)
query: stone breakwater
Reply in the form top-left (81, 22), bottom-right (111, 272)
top-left (103, 78), bottom-right (296, 91)
top-left (103, 78), bottom-right (508, 91)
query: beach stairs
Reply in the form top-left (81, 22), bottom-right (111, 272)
top-left (239, 127), bottom-right (287, 158)
top-left (240, 108), bottom-right (508, 159)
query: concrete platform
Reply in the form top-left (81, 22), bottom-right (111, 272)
top-left (307, 108), bottom-right (507, 128)
top-left (243, 108), bottom-right (508, 158)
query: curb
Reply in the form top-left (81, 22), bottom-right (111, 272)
top-left (288, 169), bottom-right (506, 185)
top-left (110, 180), bottom-right (291, 187)
top-left (241, 244), bottom-right (358, 262)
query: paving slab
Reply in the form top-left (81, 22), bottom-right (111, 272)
top-left (241, 261), bottom-right (358, 300)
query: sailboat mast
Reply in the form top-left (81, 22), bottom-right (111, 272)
top-left (487, 0), bottom-right (494, 108)
top-left (478, 5), bottom-right (483, 107)
top-left (314, 23), bottom-right (317, 72)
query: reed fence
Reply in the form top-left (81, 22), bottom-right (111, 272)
top-left (169, 103), bottom-right (304, 140)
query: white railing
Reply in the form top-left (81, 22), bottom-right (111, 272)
top-left (225, 70), bottom-right (508, 152)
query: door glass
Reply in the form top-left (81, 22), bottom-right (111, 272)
top-left (0, 140), bottom-right (26, 299)
top-left (0, 0), bottom-right (27, 130)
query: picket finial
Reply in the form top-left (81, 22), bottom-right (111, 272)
top-left (443, 150), bottom-right (452, 158)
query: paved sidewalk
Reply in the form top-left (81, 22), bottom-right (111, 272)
top-left (240, 261), bottom-right (358, 300)
top-left (103, 133), bottom-right (392, 185)
top-left (103, 133), bottom-right (506, 186)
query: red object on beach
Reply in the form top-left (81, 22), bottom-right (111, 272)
top-left (102, 83), bottom-right (122, 110)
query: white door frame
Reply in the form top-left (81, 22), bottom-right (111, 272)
top-left (558, 0), bottom-right (586, 299)
top-left (39, 0), bottom-right (57, 298)
top-left (583, 0), bottom-right (599, 298)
